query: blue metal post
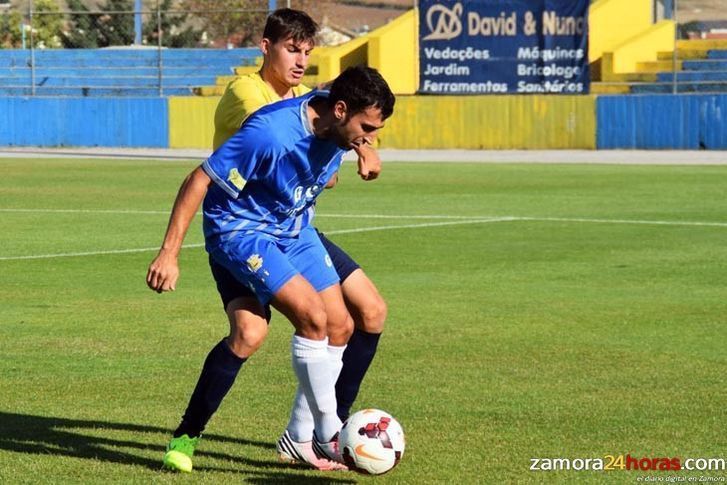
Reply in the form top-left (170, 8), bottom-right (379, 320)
top-left (268, 0), bottom-right (276, 14)
top-left (134, 0), bottom-right (142, 45)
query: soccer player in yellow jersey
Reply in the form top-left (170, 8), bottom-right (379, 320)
top-left (157, 9), bottom-right (387, 472)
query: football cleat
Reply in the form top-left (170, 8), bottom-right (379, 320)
top-left (312, 431), bottom-right (345, 465)
top-left (163, 434), bottom-right (200, 472)
top-left (277, 430), bottom-right (347, 471)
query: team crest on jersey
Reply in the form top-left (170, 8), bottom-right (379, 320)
top-left (227, 168), bottom-right (247, 190)
top-left (246, 254), bottom-right (263, 272)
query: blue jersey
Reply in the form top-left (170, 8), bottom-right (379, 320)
top-left (201, 91), bottom-right (345, 244)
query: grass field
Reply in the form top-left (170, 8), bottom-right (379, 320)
top-left (1, 157), bottom-right (726, 484)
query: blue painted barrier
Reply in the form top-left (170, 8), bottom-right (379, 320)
top-left (0, 97), bottom-right (169, 147)
top-left (597, 94), bottom-right (727, 149)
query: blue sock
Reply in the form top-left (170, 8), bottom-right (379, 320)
top-left (335, 329), bottom-right (381, 421)
top-left (174, 338), bottom-right (245, 438)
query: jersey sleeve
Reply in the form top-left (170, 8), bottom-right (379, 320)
top-left (212, 77), bottom-right (269, 151)
top-left (203, 116), bottom-right (277, 199)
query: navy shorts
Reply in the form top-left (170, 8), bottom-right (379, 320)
top-left (316, 229), bottom-right (360, 282)
top-left (209, 228), bottom-right (360, 316)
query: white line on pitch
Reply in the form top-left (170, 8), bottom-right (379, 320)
top-left (0, 218), bottom-right (510, 261)
top-left (518, 216), bottom-right (727, 228)
top-left (7, 208), bottom-right (727, 226)
top-left (3, 215), bottom-right (727, 261)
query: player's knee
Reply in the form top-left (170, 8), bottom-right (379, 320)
top-left (294, 299), bottom-right (328, 340)
top-left (355, 295), bottom-right (387, 334)
top-left (329, 312), bottom-right (354, 346)
top-left (229, 322), bottom-right (268, 356)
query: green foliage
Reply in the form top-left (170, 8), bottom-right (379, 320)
top-left (180, 0), bottom-right (267, 47)
top-left (0, 10), bottom-right (23, 48)
top-left (144, 0), bottom-right (203, 48)
top-left (95, 0), bottom-right (135, 47)
top-left (62, 0), bottom-right (100, 48)
top-left (30, 0), bottom-right (63, 48)
top-left (62, 0), bottom-right (134, 48)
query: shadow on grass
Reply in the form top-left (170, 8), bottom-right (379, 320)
top-left (0, 412), bottom-right (356, 483)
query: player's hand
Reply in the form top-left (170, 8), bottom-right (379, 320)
top-left (146, 249), bottom-right (180, 293)
top-left (352, 141), bottom-right (381, 181)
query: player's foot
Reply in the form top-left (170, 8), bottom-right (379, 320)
top-left (312, 431), bottom-right (345, 464)
top-left (163, 434), bottom-right (200, 472)
top-left (277, 430), bottom-right (347, 471)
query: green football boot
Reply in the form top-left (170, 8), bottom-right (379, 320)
top-left (163, 434), bottom-right (200, 472)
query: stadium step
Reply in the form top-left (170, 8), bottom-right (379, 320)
top-left (635, 60), bottom-right (682, 73)
top-left (657, 49), bottom-right (708, 60)
top-left (589, 83), bottom-right (631, 94)
top-left (630, 83), bottom-right (727, 93)
top-left (656, 71), bottom-right (727, 82)
top-left (682, 59), bottom-right (727, 71)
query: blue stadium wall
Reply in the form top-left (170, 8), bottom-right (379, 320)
top-left (0, 94), bottom-right (726, 149)
top-left (597, 95), bottom-right (727, 150)
top-left (0, 97), bottom-right (168, 147)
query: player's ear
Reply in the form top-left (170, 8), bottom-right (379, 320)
top-left (260, 38), bottom-right (271, 55)
top-left (333, 100), bottom-right (347, 121)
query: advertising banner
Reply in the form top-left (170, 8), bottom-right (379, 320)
top-left (419, 0), bottom-right (590, 94)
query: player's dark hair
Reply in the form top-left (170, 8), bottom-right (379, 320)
top-left (329, 66), bottom-right (396, 120)
top-left (263, 8), bottom-right (318, 45)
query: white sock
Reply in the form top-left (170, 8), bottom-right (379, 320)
top-left (327, 343), bottom-right (346, 388)
top-left (286, 343), bottom-right (348, 442)
top-left (286, 386), bottom-right (314, 442)
top-left (290, 335), bottom-right (342, 443)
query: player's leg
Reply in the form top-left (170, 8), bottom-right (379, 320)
top-left (337, 269), bottom-right (386, 420)
top-left (271, 276), bottom-right (346, 446)
top-left (163, 259), bottom-right (270, 472)
top-left (276, 228), bottom-right (353, 463)
top-left (317, 230), bottom-right (387, 421)
top-left (311, 282), bottom-right (355, 462)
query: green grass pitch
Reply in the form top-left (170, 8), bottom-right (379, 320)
top-left (1, 157), bottom-right (726, 483)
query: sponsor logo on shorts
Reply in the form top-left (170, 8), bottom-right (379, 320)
top-left (246, 254), bottom-right (263, 272)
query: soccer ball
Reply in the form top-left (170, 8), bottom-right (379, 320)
top-left (339, 409), bottom-right (405, 475)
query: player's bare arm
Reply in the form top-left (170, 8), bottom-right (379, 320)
top-left (146, 166), bottom-right (211, 293)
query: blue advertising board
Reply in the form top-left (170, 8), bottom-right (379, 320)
top-left (419, 0), bottom-right (590, 94)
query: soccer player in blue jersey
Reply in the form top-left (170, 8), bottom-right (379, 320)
top-left (146, 65), bottom-right (395, 472)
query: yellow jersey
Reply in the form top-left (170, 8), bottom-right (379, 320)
top-left (212, 71), bottom-right (311, 150)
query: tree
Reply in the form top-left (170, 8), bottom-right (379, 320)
top-left (31, 0), bottom-right (64, 48)
top-left (95, 0), bottom-right (135, 47)
top-left (180, 0), bottom-right (267, 47)
top-left (0, 10), bottom-right (23, 48)
top-left (145, 0), bottom-right (203, 48)
top-left (62, 0), bottom-right (101, 48)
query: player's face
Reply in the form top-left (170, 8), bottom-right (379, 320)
top-left (261, 35), bottom-right (314, 88)
top-left (332, 103), bottom-right (386, 150)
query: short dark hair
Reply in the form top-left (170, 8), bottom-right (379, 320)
top-left (263, 8), bottom-right (318, 45)
top-left (329, 66), bottom-right (396, 120)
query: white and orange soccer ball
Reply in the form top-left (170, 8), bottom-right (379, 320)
top-left (339, 409), bottom-right (405, 475)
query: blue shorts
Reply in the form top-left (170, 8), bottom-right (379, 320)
top-left (208, 226), bottom-right (339, 306)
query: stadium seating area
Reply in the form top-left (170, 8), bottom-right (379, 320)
top-left (593, 39), bottom-right (727, 94)
top-left (0, 48), bottom-right (259, 96)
